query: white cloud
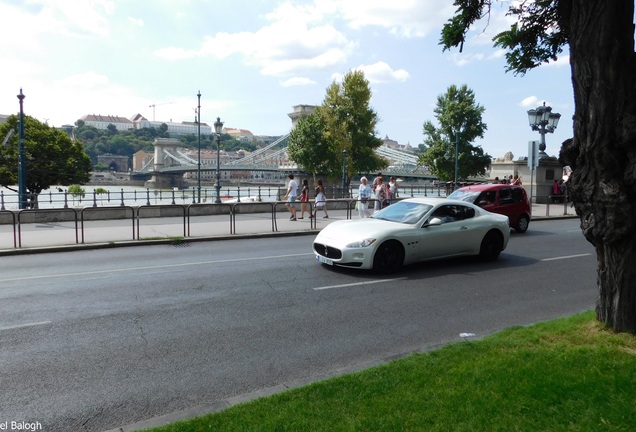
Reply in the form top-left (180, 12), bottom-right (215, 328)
top-left (156, 15), bottom-right (355, 76)
top-left (355, 62), bottom-right (410, 83)
top-left (280, 77), bottom-right (317, 87)
top-left (520, 96), bottom-right (545, 107)
top-left (128, 16), bottom-right (144, 27)
top-left (451, 52), bottom-right (485, 67)
top-left (336, 0), bottom-right (455, 38)
top-left (152, 0), bottom-right (454, 78)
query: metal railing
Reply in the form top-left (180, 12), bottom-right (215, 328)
top-left (0, 183), bottom-right (448, 210)
top-left (0, 197), bottom-right (407, 249)
top-left (545, 194), bottom-right (572, 216)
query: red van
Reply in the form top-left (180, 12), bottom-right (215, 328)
top-left (448, 184), bottom-right (532, 233)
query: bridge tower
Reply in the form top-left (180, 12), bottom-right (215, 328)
top-left (145, 138), bottom-right (186, 189)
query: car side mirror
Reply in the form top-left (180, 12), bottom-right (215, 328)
top-left (425, 217), bottom-right (443, 227)
top-left (478, 200), bottom-right (489, 206)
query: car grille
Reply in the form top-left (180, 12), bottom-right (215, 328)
top-left (313, 242), bottom-right (342, 259)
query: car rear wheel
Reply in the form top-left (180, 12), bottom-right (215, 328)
top-left (515, 215), bottom-right (530, 233)
top-left (373, 241), bottom-right (404, 274)
top-left (479, 230), bottom-right (503, 261)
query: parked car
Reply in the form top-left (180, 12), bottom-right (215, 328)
top-left (313, 198), bottom-right (510, 273)
top-left (447, 184), bottom-right (531, 233)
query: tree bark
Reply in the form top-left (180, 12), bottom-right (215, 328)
top-left (561, 0), bottom-right (636, 332)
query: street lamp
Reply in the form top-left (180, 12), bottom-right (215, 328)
top-left (453, 129), bottom-right (460, 190)
top-left (196, 91), bottom-right (201, 203)
top-left (17, 88), bottom-right (27, 209)
top-left (214, 117), bottom-right (224, 204)
top-left (444, 128), bottom-right (461, 191)
top-left (342, 149), bottom-right (347, 197)
top-left (527, 102), bottom-right (561, 158)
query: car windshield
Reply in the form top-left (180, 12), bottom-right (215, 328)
top-left (371, 201), bottom-right (434, 225)
top-left (447, 189), bottom-right (480, 203)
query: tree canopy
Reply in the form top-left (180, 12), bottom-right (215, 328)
top-left (418, 84), bottom-right (491, 182)
top-left (0, 115), bottom-right (92, 207)
top-left (287, 70), bottom-right (386, 186)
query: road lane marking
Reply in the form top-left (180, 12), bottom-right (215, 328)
top-left (541, 253), bottom-right (592, 261)
top-left (0, 321), bottom-right (52, 332)
top-left (314, 278), bottom-right (405, 291)
top-left (1, 253), bottom-right (315, 283)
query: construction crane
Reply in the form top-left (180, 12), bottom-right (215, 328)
top-left (148, 102), bottom-right (174, 121)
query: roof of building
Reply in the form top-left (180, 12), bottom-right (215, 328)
top-left (82, 114), bottom-right (132, 124)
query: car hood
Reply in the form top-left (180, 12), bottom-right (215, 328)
top-left (315, 218), bottom-right (405, 246)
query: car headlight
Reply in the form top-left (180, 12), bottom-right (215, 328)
top-left (346, 238), bottom-right (377, 248)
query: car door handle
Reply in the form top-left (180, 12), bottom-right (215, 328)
top-left (459, 225), bottom-right (468, 230)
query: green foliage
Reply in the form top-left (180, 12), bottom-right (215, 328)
top-left (0, 115), bottom-right (92, 198)
top-left (288, 113), bottom-right (337, 176)
top-left (67, 184), bottom-right (86, 197)
top-left (94, 187), bottom-right (108, 194)
top-left (418, 85), bottom-right (491, 181)
top-left (288, 70), bottom-right (386, 184)
top-left (440, 0), bottom-right (568, 75)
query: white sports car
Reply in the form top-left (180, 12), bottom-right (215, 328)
top-left (313, 198), bottom-right (510, 273)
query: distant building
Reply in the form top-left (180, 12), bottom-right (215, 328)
top-left (81, 114), bottom-right (133, 131)
top-left (133, 150), bottom-right (154, 171)
top-left (382, 135), bottom-right (416, 153)
top-left (0, 114), bottom-right (9, 124)
top-left (81, 113), bottom-right (213, 136)
top-left (131, 114), bottom-right (213, 136)
top-left (224, 127), bottom-right (254, 142)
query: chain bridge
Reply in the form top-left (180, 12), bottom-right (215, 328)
top-left (136, 136), bottom-right (431, 188)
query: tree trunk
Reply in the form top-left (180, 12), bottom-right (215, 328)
top-left (562, 0), bottom-right (636, 332)
top-left (595, 243), bottom-right (636, 331)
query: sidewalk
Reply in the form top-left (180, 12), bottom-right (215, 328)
top-left (0, 202), bottom-right (576, 255)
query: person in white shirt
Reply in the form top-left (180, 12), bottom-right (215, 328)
top-left (284, 174), bottom-right (298, 221)
top-left (357, 176), bottom-right (372, 218)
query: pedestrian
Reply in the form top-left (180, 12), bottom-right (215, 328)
top-left (559, 179), bottom-right (567, 202)
top-left (372, 172), bottom-right (383, 188)
top-left (388, 176), bottom-right (398, 203)
top-left (374, 176), bottom-right (388, 212)
top-left (283, 174), bottom-right (298, 221)
top-left (357, 176), bottom-right (372, 218)
top-left (313, 179), bottom-right (329, 218)
top-left (298, 178), bottom-right (310, 219)
top-left (511, 174), bottom-right (522, 185)
top-left (552, 179), bottom-right (561, 203)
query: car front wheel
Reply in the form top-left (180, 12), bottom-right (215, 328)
top-left (479, 230), bottom-right (503, 261)
top-left (372, 241), bottom-right (404, 274)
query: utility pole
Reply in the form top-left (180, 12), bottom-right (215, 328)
top-left (17, 88), bottom-right (27, 209)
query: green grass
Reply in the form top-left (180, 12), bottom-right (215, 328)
top-left (140, 312), bottom-right (636, 431)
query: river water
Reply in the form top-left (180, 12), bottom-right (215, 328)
top-left (0, 184), bottom-right (284, 210)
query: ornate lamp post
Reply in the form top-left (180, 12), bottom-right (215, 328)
top-left (17, 89), bottom-right (27, 209)
top-left (527, 102), bottom-right (561, 158)
top-left (214, 117), bottom-right (224, 204)
top-left (196, 91), bottom-right (201, 203)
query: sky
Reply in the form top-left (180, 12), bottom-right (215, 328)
top-left (0, 0), bottom-right (574, 160)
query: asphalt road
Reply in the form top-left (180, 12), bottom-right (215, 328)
top-left (0, 218), bottom-right (596, 432)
